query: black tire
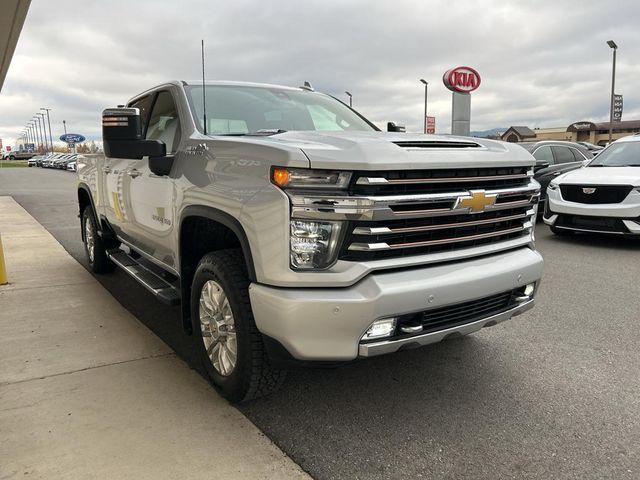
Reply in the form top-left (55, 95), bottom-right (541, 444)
top-left (9, 155), bottom-right (15, 160)
top-left (550, 225), bottom-right (573, 236)
top-left (191, 249), bottom-right (286, 403)
top-left (82, 205), bottom-right (115, 273)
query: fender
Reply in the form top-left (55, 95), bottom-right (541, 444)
top-left (179, 205), bottom-right (256, 282)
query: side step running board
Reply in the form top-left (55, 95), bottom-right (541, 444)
top-left (107, 249), bottom-right (181, 306)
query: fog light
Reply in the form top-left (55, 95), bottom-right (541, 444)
top-left (515, 283), bottom-right (536, 302)
top-left (362, 318), bottom-right (397, 340)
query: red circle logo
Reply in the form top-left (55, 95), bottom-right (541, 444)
top-left (443, 66), bottom-right (481, 93)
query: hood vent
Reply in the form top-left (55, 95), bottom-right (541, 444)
top-left (393, 140), bottom-right (481, 149)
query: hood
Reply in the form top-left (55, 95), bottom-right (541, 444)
top-left (555, 166), bottom-right (640, 186)
top-left (255, 131), bottom-right (534, 171)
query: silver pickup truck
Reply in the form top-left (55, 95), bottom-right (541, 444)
top-left (77, 80), bottom-right (543, 402)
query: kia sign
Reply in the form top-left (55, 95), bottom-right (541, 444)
top-left (59, 133), bottom-right (86, 144)
top-left (443, 66), bottom-right (481, 93)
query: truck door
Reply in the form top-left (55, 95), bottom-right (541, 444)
top-left (122, 89), bottom-right (181, 269)
top-left (102, 93), bottom-right (154, 242)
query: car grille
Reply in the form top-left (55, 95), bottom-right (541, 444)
top-left (338, 167), bottom-right (538, 262)
top-left (560, 184), bottom-right (633, 204)
top-left (555, 214), bottom-right (628, 233)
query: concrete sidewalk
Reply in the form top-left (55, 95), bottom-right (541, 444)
top-left (0, 196), bottom-right (309, 479)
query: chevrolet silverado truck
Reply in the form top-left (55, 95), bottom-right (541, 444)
top-left (77, 80), bottom-right (543, 402)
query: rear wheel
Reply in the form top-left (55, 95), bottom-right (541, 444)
top-left (82, 206), bottom-right (115, 273)
top-left (191, 249), bottom-right (285, 403)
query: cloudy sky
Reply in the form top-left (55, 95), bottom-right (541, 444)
top-left (1, 0), bottom-right (639, 145)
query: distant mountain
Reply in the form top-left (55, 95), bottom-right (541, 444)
top-left (470, 127), bottom-right (506, 138)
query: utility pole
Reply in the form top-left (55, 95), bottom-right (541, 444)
top-left (41, 108), bottom-right (53, 153)
top-left (606, 40), bottom-right (618, 145)
top-left (420, 79), bottom-right (428, 134)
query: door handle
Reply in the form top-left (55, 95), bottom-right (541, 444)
top-left (102, 166), bottom-right (111, 173)
top-left (127, 169), bottom-right (142, 178)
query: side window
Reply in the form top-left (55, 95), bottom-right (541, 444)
top-left (128, 95), bottom-right (154, 136)
top-left (533, 146), bottom-right (553, 163)
top-left (570, 148), bottom-right (586, 161)
top-left (146, 91), bottom-right (181, 153)
top-left (552, 146), bottom-right (575, 164)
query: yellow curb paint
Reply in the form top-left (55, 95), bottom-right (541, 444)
top-left (0, 234), bottom-right (7, 285)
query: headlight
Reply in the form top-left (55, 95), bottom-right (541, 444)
top-left (290, 220), bottom-right (343, 270)
top-left (548, 182), bottom-right (559, 191)
top-left (272, 167), bottom-right (351, 189)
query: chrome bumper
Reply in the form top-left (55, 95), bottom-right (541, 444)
top-left (358, 299), bottom-right (534, 357)
top-left (249, 247), bottom-right (543, 361)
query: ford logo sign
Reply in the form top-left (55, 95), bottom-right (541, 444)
top-left (443, 66), bottom-right (481, 93)
top-left (59, 133), bottom-right (86, 144)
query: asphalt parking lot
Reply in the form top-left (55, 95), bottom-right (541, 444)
top-left (1, 167), bottom-right (639, 480)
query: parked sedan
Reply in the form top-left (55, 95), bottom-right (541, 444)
top-left (543, 135), bottom-right (640, 236)
top-left (577, 141), bottom-right (604, 156)
top-left (518, 141), bottom-right (593, 211)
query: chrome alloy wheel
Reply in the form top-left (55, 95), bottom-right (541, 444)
top-left (84, 215), bottom-right (95, 263)
top-left (199, 280), bottom-right (238, 376)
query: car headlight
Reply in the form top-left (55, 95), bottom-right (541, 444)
top-left (290, 220), bottom-right (343, 270)
top-left (271, 167), bottom-right (351, 189)
top-left (272, 167), bottom-right (351, 270)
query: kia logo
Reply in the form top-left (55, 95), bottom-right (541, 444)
top-left (443, 66), bottom-right (481, 93)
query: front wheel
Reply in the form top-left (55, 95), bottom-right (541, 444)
top-left (82, 206), bottom-right (115, 273)
top-left (191, 249), bottom-right (286, 403)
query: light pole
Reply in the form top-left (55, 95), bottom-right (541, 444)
top-left (36, 113), bottom-right (49, 153)
top-left (345, 91), bottom-right (352, 107)
top-left (606, 40), bottom-right (617, 145)
top-left (420, 79), bottom-right (428, 134)
top-left (63, 119), bottom-right (67, 134)
top-left (41, 108), bottom-right (53, 154)
top-left (31, 119), bottom-right (41, 153)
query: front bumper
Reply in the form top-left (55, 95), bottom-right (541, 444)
top-left (544, 187), bottom-right (640, 235)
top-left (249, 247), bottom-right (543, 361)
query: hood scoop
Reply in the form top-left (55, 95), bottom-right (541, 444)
top-left (393, 140), bottom-right (481, 149)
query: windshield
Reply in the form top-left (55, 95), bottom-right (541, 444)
top-left (588, 141), bottom-right (640, 167)
top-left (185, 85), bottom-right (376, 135)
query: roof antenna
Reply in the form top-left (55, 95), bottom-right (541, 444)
top-left (201, 39), bottom-right (208, 135)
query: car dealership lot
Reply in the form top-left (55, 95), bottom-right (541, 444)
top-left (1, 168), bottom-right (639, 479)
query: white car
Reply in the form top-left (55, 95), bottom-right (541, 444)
top-left (543, 135), bottom-right (640, 236)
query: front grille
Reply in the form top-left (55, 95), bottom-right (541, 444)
top-left (556, 214), bottom-right (627, 233)
top-left (352, 166), bottom-right (531, 196)
top-left (335, 167), bottom-right (537, 262)
top-left (341, 206), bottom-right (531, 261)
top-left (560, 184), bottom-right (633, 204)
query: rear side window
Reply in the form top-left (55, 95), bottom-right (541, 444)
top-left (570, 148), bottom-right (586, 161)
top-left (551, 146), bottom-right (575, 164)
top-left (533, 146), bottom-right (553, 163)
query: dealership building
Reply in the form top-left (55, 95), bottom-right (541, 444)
top-left (501, 120), bottom-right (640, 145)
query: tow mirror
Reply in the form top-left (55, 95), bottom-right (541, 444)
top-left (102, 107), bottom-right (166, 159)
top-left (387, 122), bottom-right (406, 133)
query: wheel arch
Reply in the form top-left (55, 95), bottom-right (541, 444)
top-left (178, 205), bottom-right (257, 334)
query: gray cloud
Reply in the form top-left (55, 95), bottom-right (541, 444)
top-left (1, 0), bottom-right (638, 145)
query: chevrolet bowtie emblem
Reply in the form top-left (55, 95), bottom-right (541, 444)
top-left (455, 190), bottom-right (497, 213)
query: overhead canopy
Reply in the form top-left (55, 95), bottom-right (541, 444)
top-left (0, 0), bottom-right (30, 92)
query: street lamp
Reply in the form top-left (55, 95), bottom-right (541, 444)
top-left (345, 91), bottom-right (352, 107)
top-left (420, 79), bottom-right (428, 134)
top-left (41, 108), bottom-right (54, 154)
top-left (31, 118), bottom-right (42, 153)
top-left (607, 40), bottom-right (617, 145)
top-left (36, 113), bottom-right (49, 153)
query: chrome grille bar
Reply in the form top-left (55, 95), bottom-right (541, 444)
top-left (348, 223), bottom-right (532, 252)
top-left (352, 211), bottom-right (532, 236)
top-left (356, 171), bottom-right (532, 186)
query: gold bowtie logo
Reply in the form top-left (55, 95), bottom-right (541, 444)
top-left (456, 190), bottom-right (497, 213)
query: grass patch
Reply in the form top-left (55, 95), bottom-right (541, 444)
top-left (0, 161), bottom-right (29, 168)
